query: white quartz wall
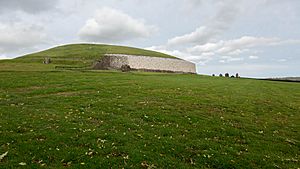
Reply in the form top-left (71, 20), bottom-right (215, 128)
top-left (104, 54), bottom-right (196, 73)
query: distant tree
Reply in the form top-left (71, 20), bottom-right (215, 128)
top-left (236, 73), bottom-right (240, 78)
top-left (231, 75), bottom-right (235, 78)
top-left (219, 74), bottom-right (223, 77)
top-left (225, 73), bottom-right (229, 77)
top-left (212, 74), bottom-right (215, 77)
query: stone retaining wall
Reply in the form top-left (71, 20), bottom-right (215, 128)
top-left (93, 54), bottom-right (196, 74)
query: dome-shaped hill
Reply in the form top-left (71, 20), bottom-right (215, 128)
top-left (15, 44), bottom-right (176, 67)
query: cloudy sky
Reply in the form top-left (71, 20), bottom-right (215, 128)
top-left (0, 0), bottom-right (299, 77)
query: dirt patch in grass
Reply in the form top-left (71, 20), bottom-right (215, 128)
top-left (15, 86), bottom-right (46, 92)
top-left (31, 90), bottom-right (95, 98)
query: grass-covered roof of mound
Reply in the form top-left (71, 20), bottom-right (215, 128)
top-left (17, 43), bottom-right (177, 60)
top-left (14, 44), bottom-right (178, 67)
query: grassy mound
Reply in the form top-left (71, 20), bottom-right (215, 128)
top-left (14, 44), bottom-right (176, 67)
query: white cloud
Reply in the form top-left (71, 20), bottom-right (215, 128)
top-left (187, 42), bottom-right (219, 53)
top-left (149, 35), bottom-right (300, 66)
top-left (277, 59), bottom-right (287, 62)
top-left (249, 55), bottom-right (259, 59)
top-left (227, 49), bottom-right (249, 56)
top-left (146, 45), bottom-right (189, 60)
top-left (167, 0), bottom-right (241, 46)
top-left (219, 56), bottom-right (244, 63)
top-left (146, 45), bottom-right (213, 65)
top-left (188, 36), bottom-right (285, 56)
top-left (216, 36), bottom-right (280, 54)
top-left (78, 7), bottom-right (158, 43)
top-left (270, 39), bottom-right (300, 46)
top-left (167, 26), bottom-right (212, 46)
top-left (0, 22), bottom-right (47, 53)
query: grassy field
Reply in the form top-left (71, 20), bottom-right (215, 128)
top-left (0, 44), bottom-right (299, 168)
top-left (0, 62), bottom-right (299, 168)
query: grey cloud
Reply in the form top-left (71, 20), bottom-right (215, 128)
top-left (0, 22), bottom-right (46, 53)
top-left (182, 0), bottom-right (203, 9)
top-left (0, 0), bottom-right (58, 14)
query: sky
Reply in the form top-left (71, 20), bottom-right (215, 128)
top-left (0, 0), bottom-right (299, 78)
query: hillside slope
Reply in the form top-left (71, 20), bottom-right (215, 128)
top-left (14, 44), bottom-right (176, 67)
top-left (0, 44), bottom-right (299, 168)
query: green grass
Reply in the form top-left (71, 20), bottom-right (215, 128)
top-left (15, 44), bottom-right (177, 67)
top-left (0, 60), bottom-right (299, 168)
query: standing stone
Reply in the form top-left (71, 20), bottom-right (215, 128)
top-left (43, 58), bottom-right (51, 64)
